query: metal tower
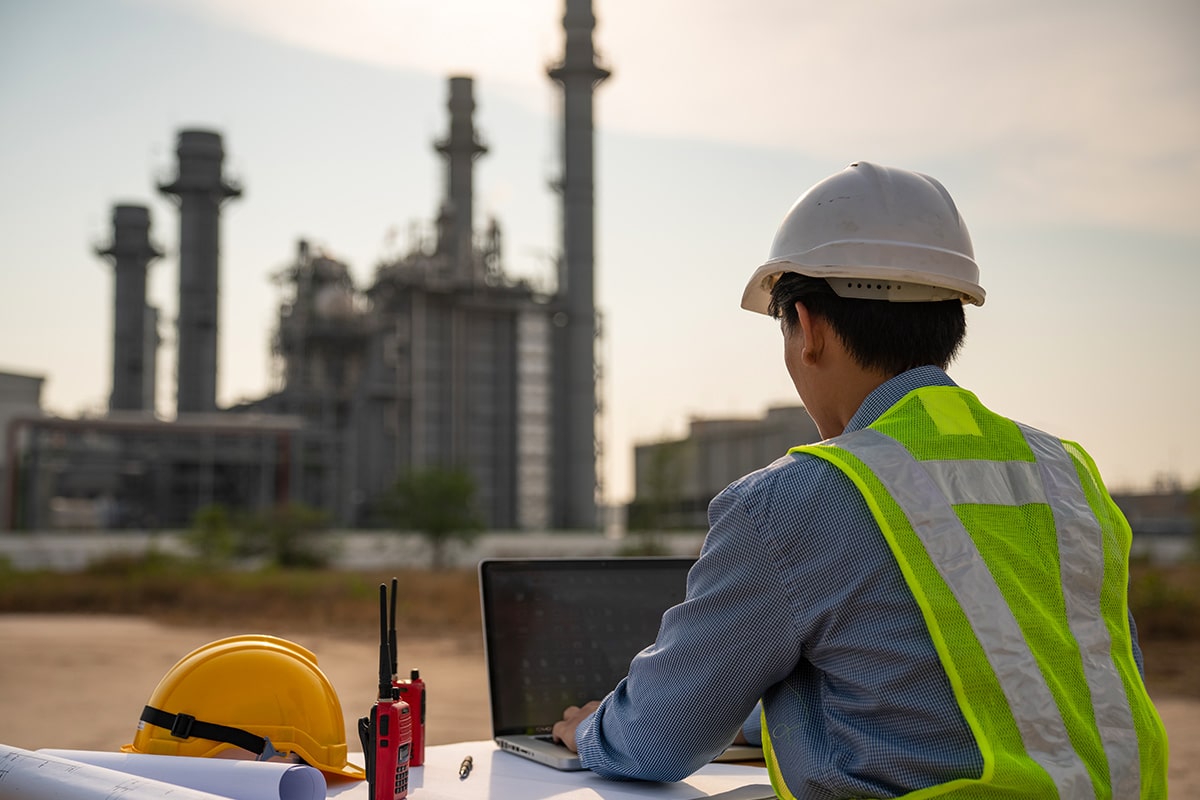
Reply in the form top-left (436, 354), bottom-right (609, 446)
top-left (96, 204), bottom-right (162, 412)
top-left (549, 0), bottom-right (609, 529)
top-left (158, 129), bottom-right (241, 414)
top-left (435, 76), bottom-right (488, 282)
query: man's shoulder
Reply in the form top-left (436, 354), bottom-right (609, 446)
top-left (720, 447), bottom-right (860, 507)
top-left (708, 445), bottom-right (887, 577)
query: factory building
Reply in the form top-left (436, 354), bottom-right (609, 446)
top-left (236, 2), bottom-right (609, 530)
top-left (3, 414), bottom-right (301, 530)
top-left (2, 0), bottom-right (606, 532)
top-left (626, 406), bottom-right (821, 530)
top-left (0, 371), bottom-right (45, 528)
top-left (234, 73), bottom-right (562, 529)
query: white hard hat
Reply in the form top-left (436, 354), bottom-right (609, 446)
top-left (741, 161), bottom-right (984, 314)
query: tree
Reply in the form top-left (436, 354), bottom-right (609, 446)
top-left (186, 504), bottom-right (236, 567)
top-left (240, 503), bottom-right (335, 569)
top-left (186, 502), bottom-right (335, 570)
top-left (383, 467), bottom-right (485, 569)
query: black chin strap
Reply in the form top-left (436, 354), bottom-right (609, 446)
top-left (140, 705), bottom-right (276, 759)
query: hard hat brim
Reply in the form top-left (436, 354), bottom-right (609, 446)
top-left (741, 253), bottom-right (986, 315)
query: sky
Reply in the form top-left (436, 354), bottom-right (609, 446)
top-left (2, 0), bottom-right (1198, 505)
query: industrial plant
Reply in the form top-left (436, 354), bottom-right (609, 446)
top-left (2, 0), bottom-right (609, 532)
top-left (1, 0), bottom-right (1190, 555)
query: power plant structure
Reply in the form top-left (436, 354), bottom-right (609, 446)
top-left (159, 130), bottom-right (242, 415)
top-left (549, 0), bottom-right (610, 530)
top-left (95, 205), bottom-right (162, 413)
top-left (3, 0), bottom-right (607, 532)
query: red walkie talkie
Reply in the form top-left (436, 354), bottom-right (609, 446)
top-left (396, 669), bottom-right (426, 768)
top-left (388, 577), bottom-right (427, 767)
top-left (358, 584), bottom-right (412, 800)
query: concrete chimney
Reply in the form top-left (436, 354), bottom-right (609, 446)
top-left (158, 129), bottom-right (241, 414)
top-left (549, 0), bottom-right (609, 529)
top-left (435, 76), bottom-right (488, 282)
top-left (96, 204), bottom-right (162, 412)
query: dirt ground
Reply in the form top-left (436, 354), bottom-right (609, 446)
top-left (0, 614), bottom-right (1194, 794)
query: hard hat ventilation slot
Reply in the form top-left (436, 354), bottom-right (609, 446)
top-left (845, 282), bottom-right (901, 291)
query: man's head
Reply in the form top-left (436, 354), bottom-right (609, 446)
top-left (745, 160), bottom-right (981, 373)
top-left (767, 272), bottom-right (966, 375)
top-left (745, 162), bottom-right (981, 435)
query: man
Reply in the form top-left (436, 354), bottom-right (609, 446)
top-left (553, 162), bottom-right (1168, 798)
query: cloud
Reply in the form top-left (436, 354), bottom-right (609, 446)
top-left (158, 0), bottom-right (1199, 235)
top-left (597, 1), bottom-right (1200, 232)
top-left (160, 0), bottom-right (561, 86)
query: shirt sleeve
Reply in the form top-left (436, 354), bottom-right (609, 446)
top-left (1128, 607), bottom-right (1145, 677)
top-left (741, 702), bottom-right (764, 746)
top-left (574, 478), bottom-right (801, 781)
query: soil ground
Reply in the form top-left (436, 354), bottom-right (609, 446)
top-left (0, 614), bottom-right (1194, 793)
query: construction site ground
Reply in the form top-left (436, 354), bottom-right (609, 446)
top-left (0, 614), bottom-right (1194, 793)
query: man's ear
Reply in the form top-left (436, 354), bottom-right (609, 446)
top-left (795, 301), bottom-right (824, 365)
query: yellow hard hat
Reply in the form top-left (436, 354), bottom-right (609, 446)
top-left (121, 634), bottom-right (364, 781)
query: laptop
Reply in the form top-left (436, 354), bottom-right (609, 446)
top-left (479, 557), bottom-right (763, 771)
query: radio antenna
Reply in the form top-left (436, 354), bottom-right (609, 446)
top-left (377, 584), bottom-right (391, 699)
top-left (389, 577), bottom-right (399, 681)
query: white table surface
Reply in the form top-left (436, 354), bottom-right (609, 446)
top-left (327, 741), bottom-right (773, 800)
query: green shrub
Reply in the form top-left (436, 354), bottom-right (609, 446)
top-left (186, 504), bottom-right (237, 567)
top-left (239, 503), bottom-right (337, 569)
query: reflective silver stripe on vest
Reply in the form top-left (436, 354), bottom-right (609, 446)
top-left (1018, 424), bottom-right (1141, 798)
top-left (837, 429), bottom-right (1096, 799)
top-left (921, 459), bottom-right (1047, 507)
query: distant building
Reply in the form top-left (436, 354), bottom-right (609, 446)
top-left (0, 371), bottom-right (44, 430)
top-left (237, 223), bottom-right (554, 529)
top-left (1112, 489), bottom-right (1196, 539)
top-left (628, 405), bottom-right (820, 530)
top-left (3, 414), bottom-right (302, 530)
top-left (0, 370), bottom-right (45, 527)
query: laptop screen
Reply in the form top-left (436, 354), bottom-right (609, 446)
top-left (480, 557), bottom-right (696, 737)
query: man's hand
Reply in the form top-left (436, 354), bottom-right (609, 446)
top-left (552, 700), bottom-right (601, 753)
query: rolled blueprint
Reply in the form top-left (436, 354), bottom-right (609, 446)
top-left (0, 744), bottom-right (230, 800)
top-left (38, 748), bottom-right (327, 800)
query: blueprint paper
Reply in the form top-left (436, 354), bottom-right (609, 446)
top-left (0, 744), bottom-right (230, 800)
top-left (39, 748), bottom-right (327, 800)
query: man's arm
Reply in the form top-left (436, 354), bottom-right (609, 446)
top-left (568, 483), bottom-right (802, 781)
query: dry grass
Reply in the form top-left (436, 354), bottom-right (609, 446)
top-left (1, 555), bottom-right (1196, 697)
top-left (0, 559), bottom-right (481, 639)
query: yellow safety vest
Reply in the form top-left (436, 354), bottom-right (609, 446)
top-left (761, 386), bottom-right (1168, 799)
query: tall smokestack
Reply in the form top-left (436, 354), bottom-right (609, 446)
top-left (96, 204), bottom-right (162, 412)
top-left (158, 129), bottom-right (241, 414)
top-left (549, 0), bottom-right (609, 529)
top-left (435, 76), bottom-right (488, 281)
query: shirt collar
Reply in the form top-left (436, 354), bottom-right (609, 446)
top-left (843, 365), bottom-right (958, 434)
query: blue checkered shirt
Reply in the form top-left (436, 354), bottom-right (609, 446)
top-left (575, 366), bottom-right (1145, 797)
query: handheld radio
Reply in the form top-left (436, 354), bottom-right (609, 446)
top-left (358, 584), bottom-right (412, 800)
top-left (388, 577), bottom-right (427, 767)
top-left (396, 669), bottom-right (426, 768)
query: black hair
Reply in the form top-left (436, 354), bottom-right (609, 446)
top-left (767, 272), bottom-right (966, 374)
